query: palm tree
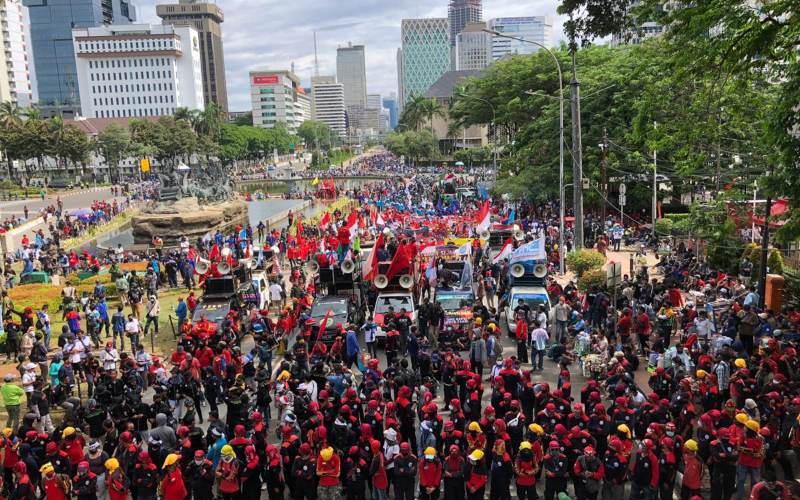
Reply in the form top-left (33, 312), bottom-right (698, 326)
top-left (0, 103), bottom-right (23, 179)
top-left (419, 98), bottom-right (445, 133)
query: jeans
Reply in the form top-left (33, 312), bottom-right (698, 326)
top-left (5, 404), bottom-right (20, 430)
top-left (555, 320), bottom-right (568, 343)
top-left (43, 327), bottom-right (51, 351)
top-left (736, 464), bottom-right (759, 500)
top-left (113, 330), bottom-right (125, 350)
top-left (144, 316), bottom-right (159, 336)
top-left (602, 482), bottom-right (624, 500)
top-left (532, 348), bottom-right (545, 370)
top-left (372, 487), bottom-right (388, 500)
top-left (629, 482), bottom-right (654, 500)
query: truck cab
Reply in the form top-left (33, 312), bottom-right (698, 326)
top-left (504, 285), bottom-right (552, 333)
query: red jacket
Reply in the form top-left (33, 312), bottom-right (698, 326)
top-left (682, 453), bottom-right (703, 490)
top-left (737, 436), bottom-right (764, 468)
top-left (514, 458), bottom-right (537, 486)
top-left (419, 459), bottom-right (442, 488)
top-left (162, 469), bottom-right (188, 500)
top-left (43, 476), bottom-right (68, 500)
top-left (466, 463), bottom-right (488, 491)
top-left (317, 454), bottom-right (341, 487)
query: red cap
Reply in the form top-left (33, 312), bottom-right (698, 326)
top-left (549, 440), bottom-right (560, 448)
top-left (234, 424), bottom-right (246, 435)
top-left (194, 450), bottom-right (205, 458)
top-left (46, 442), bottom-right (58, 453)
top-left (400, 442), bottom-right (411, 452)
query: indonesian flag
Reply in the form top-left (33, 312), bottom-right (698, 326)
top-left (376, 212), bottom-right (385, 227)
top-left (475, 200), bottom-right (491, 233)
top-left (385, 243), bottom-right (410, 281)
top-left (492, 237), bottom-right (514, 264)
top-left (346, 211), bottom-right (359, 241)
top-left (363, 233), bottom-right (384, 281)
top-left (319, 212), bottom-right (331, 228)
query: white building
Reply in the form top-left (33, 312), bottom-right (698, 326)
top-left (311, 75), bottom-right (346, 137)
top-left (250, 69), bottom-right (304, 133)
top-left (455, 22), bottom-right (492, 70)
top-left (366, 93), bottom-right (381, 110)
top-left (0, 0), bottom-right (33, 107)
top-left (72, 24), bottom-right (204, 119)
top-left (489, 17), bottom-right (553, 60)
top-left (297, 87), bottom-right (312, 123)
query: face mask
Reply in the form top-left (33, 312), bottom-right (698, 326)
top-left (194, 459), bottom-right (203, 466)
top-left (666, 431), bottom-right (674, 437)
top-left (223, 456), bottom-right (234, 463)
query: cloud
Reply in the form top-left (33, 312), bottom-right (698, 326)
top-left (134, 0), bottom-right (566, 111)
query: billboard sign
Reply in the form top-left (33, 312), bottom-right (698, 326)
top-left (252, 75), bottom-right (279, 85)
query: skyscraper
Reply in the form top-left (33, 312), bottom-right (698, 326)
top-left (455, 21), bottom-right (491, 70)
top-left (250, 70), bottom-right (305, 133)
top-left (311, 75), bottom-right (346, 137)
top-left (489, 17), bottom-right (553, 60)
top-left (336, 43), bottom-right (367, 132)
top-left (0, 0), bottom-right (33, 107)
top-left (382, 94), bottom-right (398, 130)
top-left (156, 0), bottom-right (228, 112)
top-left (24, 0), bottom-right (136, 116)
top-left (399, 18), bottom-right (450, 106)
top-left (448, 0), bottom-right (482, 47)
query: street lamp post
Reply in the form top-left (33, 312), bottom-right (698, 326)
top-left (484, 29), bottom-right (566, 274)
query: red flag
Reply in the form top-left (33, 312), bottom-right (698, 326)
top-left (363, 233), bottom-right (385, 281)
top-left (319, 212), bottom-right (331, 228)
top-left (209, 244), bottom-right (220, 261)
top-left (316, 308), bottom-right (333, 344)
top-left (385, 244), bottom-right (410, 281)
top-left (475, 200), bottom-right (491, 232)
top-left (296, 216), bottom-right (304, 237)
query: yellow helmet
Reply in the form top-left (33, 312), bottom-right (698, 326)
top-left (62, 427), bottom-right (76, 438)
top-left (528, 423), bottom-right (545, 435)
top-left (734, 358), bottom-right (746, 369)
top-left (278, 370), bottom-right (291, 381)
top-left (161, 454), bottom-right (180, 469)
top-left (735, 413), bottom-right (749, 424)
top-left (617, 424), bottom-right (631, 438)
top-left (487, 324), bottom-right (497, 332)
top-left (684, 439), bottom-right (698, 452)
top-left (105, 458), bottom-right (120, 471)
top-left (519, 441), bottom-right (532, 451)
top-left (468, 422), bottom-right (482, 433)
top-left (39, 462), bottom-right (55, 475)
top-left (221, 445), bottom-right (235, 457)
top-left (469, 449), bottom-right (484, 461)
top-left (696, 370), bottom-right (707, 379)
top-left (1, 428), bottom-right (12, 438)
top-left (745, 420), bottom-right (760, 433)
top-left (424, 447), bottom-right (437, 457)
top-left (475, 318), bottom-right (483, 326)
top-left (320, 447), bottom-right (334, 461)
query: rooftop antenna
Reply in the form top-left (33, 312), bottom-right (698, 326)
top-left (313, 30), bottom-right (319, 77)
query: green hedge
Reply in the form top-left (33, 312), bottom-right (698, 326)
top-left (566, 249), bottom-right (606, 277)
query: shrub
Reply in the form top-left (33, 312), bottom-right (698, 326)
top-left (578, 268), bottom-right (607, 292)
top-left (767, 248), bottom-right (784, 275)
top-left (654, 218), bottom-right (674, 237)
top-left (566, 249), bottom-right (606, 277)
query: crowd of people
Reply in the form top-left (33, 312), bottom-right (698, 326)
top-left (0, 152), bottom-right (796, 500)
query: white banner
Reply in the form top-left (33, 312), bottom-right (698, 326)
top-left (510, 237), bottom-right (546, 263)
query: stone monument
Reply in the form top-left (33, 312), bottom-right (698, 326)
top-left (131, 163), bottom-right (248, 245)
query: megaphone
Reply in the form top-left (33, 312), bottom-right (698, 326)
top-left (217, 261), bottom-right (231, 275)
top-left (221, 246), bottom-right (231, 259)
top-left (239, 258), bottom-right (256, 270)
top-left (479, 229), bottom-right (490, 239)
top-left (341, 259), bottom-right (355, 274)
top-left (513, 229), bottom-right (525, 241)
top-left (195, 257), bottom-right (210, 275)
top-left (533, 263), bottom-right (548, 278)
top-left (399, 274), bottom-right (413, 289)
top-left (374, 274), bottom-right (389, 289)
top-left (305, 260), bottom-right (320, 274)
top-left (510, 263), bottom-right (525, 278)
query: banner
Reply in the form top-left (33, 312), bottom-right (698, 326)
top-left (510, 237), bottom-right (546, 263)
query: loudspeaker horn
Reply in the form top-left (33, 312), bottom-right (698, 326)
top-left (341, 259), bottom-right (355, 274)
top-left (479, 229), bottom-right (490, 239)
top-left (533, 263), bottom-right (548, 278)
top-left (513, 229), bottom-right (526, 241)
top-left (399, 274), bottom-right (413, 289)
top-left (375, 274), bottom-right (389, 289)
top-left (221, 246), bottom-right (231, 259)
top-left (239, 258), bottom-right (256, 270)
top-left (195, 257), bottom-right (210, 275)
top-left (510, 263), bottom-right (525, 278)
top-left (305, 260), bottom-right (320, 274)
top-left (217, 261), bottom-right (231, 275)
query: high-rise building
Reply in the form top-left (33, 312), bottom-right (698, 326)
top-left (399, 18), bottom-right (450, 106)
top-left (0, 0), bottom-right (33, 107)
top-left (73, 24), bottom-right (204, 119)
top-left (250, 69), bottom-right (305, 133)
top-left (366, 93), bottom-right (381, 110)
top-left (382, 94), bottom-right (398, 129)
top-left (455, 21), bottom-right (491, 70)
top-left (336, 43), bottom-right (367, 132)
top-left (24, 0), bottom-right (136, 117)
top-left (610, 2), bottom-right (664, 46)
top-left (448, 0), bottom-right (482, 47)
top-left (297, 87), bottom-right (311, 122)
top-left (396, 48), bottom-right (404, 111)
top-left (489, 17), bottom-right (553, 60)
top-left (156, 0), bottom-right (228, 112)
top-left (311, 75), bottom-right (346, 137)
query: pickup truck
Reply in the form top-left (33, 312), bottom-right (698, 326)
top-left (373, 291), bottom-right (416, 340)
top-left (237, 272), bottom-right (271, 310)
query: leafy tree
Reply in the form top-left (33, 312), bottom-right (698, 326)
top-left (297, 120), bottom-right (333, 151)
top-left (399, 95), bottom-right (445, 132)
top-left (95, 123), bottom-right (131, 183)
top-left (232, 112), bottom-right (253, 126)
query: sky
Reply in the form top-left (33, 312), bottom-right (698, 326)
top-left (134, 0), bottom-right (566, 112)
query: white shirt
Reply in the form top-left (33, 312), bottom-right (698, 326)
top-left (269, 283), bottom-right (283, 302)
top-left (100, 348), bottom-right (120, 371)
top-left (537, 311), bottom-right (548, 331)
top-left (22, 371), bottom-right (36, 393)
top-left (64, 341), bottom-right (84, 364)
top-left (383, 442), bottom-right (399, 470)
top-left (125, 318), bottom-right (140, 335)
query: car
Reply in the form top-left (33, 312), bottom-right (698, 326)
top-left (309, 295), bottom-right (352, 345)
top-left (237, 272), bottom-right (271, 310)
top-left (504, 285), bottom-right (552, 333)
top-left (192, 276), bottom-right (238, 325)
top-left (373, 291), bottom-right (417, 339)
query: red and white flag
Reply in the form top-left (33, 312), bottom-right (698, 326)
top-left (315, 308), bottom-right (333, 343)
top-left (376, 212), bottom-right (385, 227)
top-left (319, 212), bottom-right (331, 228)
top-left (475, 200), bottom-right (491, 233)
top-left (346, 211), bottom-right (360, 241)
top-left (363, 233), bottom-right (384, 281)
top-left (385, 243), bottom-right (411, 281)
top-left (492, 237), bottom-right (514, 264)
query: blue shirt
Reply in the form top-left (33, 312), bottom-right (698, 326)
top-left (743, 292), bottom-right (758, 306)
top-left (176, 301), bottom-right (188, 320)
top-left (96, 301), bottom-right (108, 320)
top-left (208, 436), bottom-right (227, 468)
top-left (346, 331), bottom-right (360, 357)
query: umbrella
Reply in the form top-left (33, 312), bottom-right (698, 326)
top-left (454, 161), bottom-right (465, 166)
